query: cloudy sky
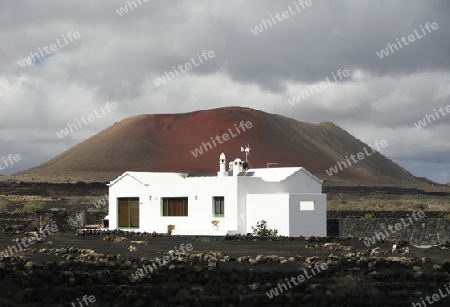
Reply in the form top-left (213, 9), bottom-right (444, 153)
top-left (1, 0), bottom-right (449, 184)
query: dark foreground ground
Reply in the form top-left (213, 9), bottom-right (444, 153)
top-left (0, 182), bottom-right (449, 306)
top-left (0, 229), bottom-right (449, 307)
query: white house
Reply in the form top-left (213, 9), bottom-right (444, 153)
top-left (107, 153), bottom-right (327, 236)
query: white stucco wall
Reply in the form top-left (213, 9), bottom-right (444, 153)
top-left (238, 170), bottom-right (322, 195)
top-left (246, 193), bottom-right (327, 237)
top-left (282, 170), bottom-right (322, 193)
top-left (108, 174), bottom-right (149, 230)
top-left (145, 177), bottom-right (239, 234)
top-left (108, 167), bottom-right (326, 236)
top-left (109, 174), bottom-right (241, 234)
top-left (246, 194), bottom-right (290, 236)
top-left (289, 193), bottom-right (327, 236)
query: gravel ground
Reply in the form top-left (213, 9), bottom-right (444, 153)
top-left (0, 229), bottom-right (449, 307)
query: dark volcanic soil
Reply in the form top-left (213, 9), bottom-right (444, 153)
top-left (0, 229), bottom-right (449, 307)
top-left (1, 181), bottom-right (449, 198)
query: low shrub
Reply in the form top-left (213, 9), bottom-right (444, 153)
top-left (167, 224), bottom-right (175, 235)
top-left (251, 220), bottom-right (278, 237)
top-left (362, 213), bottom-right (375, 219)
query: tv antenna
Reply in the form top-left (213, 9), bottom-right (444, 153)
top-left (240, 144), bottom-right (250, 162)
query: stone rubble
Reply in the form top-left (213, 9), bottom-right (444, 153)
top-left (0, 243), bottom-right (449, 306)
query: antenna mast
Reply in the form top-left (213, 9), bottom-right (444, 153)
top-left (240, 144), bottom-right (251, 162)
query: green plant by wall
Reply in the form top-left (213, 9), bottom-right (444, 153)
top-left (251, 220), bottom-right (278, 237)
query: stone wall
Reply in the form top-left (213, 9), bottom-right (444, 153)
top-left (2, 247), bottom-right (450, 306)
top-left (327, 211), bottom-right (450, 244)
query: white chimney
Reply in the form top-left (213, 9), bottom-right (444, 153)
top-left (217, 153), bottom-right (228, 177)
top-left (232, 158), bottom-right (244, 176)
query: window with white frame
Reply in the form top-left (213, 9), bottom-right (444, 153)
top-left (299, 201), bottom-right (315, 211)
top-left (213, 196), bottom-right (224, 217)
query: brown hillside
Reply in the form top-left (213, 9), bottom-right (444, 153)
top-left (13, 107), bottom-right (436, 188)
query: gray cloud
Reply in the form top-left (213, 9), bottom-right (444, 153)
top-left (1, 0), bottom-right (449, 184)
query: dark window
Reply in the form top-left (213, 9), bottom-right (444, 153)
top-left (118, 198), bottom-right (139, 228)
top-left (213, 196), bottom-right (224, 217)
top-left (162, 197), bottom-right (188, 216)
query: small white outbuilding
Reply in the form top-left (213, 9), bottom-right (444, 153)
top-left (107, 153), bottom-right (327, 236)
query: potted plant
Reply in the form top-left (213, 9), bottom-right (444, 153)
top-left (211, 220), bottom-right (220, 230)
top-left (167, 224), bottom-right (175, 235)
